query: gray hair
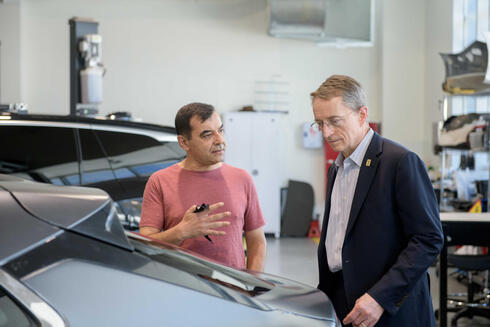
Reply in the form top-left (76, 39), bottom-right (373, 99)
top-left (310, 75), bottom-right (367, 110)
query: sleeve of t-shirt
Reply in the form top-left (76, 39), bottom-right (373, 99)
top-left (139, 174), bottom-right (165, 230)
top-left (243, 172), bottom-right (266, 232)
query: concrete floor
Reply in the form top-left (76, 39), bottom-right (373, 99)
top-left (264, 237), bottom-right (490, 327)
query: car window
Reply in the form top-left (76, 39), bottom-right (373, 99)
top-left (0, 288), bottom-right (37, 327)
top-left (94, 130), bottom-right (186, 177)
top-left (0, 126), bottom-right (79, 185)
top-left (79, 129), bottom-right (122, 185)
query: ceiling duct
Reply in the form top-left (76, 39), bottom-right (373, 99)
top-left (268, 0), bottom-right (374, 47)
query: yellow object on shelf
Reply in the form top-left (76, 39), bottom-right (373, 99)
top-left (468, 199), bottom-right (482, 213)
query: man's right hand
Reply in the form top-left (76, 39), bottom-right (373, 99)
top-left (176, 202), bottom-right (231, 239)
top-left (139, 202), bottom-right (231, 246)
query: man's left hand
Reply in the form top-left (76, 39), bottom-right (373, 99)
top-left (343, 293), bottom-right (384, 327)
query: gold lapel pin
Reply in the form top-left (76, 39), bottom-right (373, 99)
top-left (366, 159), bottom-right (371, 167)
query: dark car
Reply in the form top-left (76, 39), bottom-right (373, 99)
top-left (0, 175), bottom-right (340, 326)
top-left (0, 110), bottom-right (186, 230)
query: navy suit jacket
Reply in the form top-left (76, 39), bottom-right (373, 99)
top-left (317, 133), bottom-right (444, 327)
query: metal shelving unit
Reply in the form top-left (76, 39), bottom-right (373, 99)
top-left (438, 96), bottom-right (490, 212)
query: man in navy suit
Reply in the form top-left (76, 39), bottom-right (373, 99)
top-left (312, 75), bottom-right (443, 327)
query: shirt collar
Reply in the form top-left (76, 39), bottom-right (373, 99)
top-left (335, 128), bottom-right (374, 168)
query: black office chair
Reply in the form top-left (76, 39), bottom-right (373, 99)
top-left (280, 180), bottom-right (314, 237)
top-left (447, 249), bottom-right (490, 326)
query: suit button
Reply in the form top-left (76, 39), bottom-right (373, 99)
top-left (345, 259), bottom-right (350, 263)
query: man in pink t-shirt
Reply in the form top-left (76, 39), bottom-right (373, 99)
top-left (140, 103), bottom-right (266, 270)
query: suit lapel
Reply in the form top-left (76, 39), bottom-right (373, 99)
top-left (320, 165), bottom-right (338, 241)
top-left (345, 133), bottom-right (383, 236)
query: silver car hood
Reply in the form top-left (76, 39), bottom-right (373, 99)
top-left (127, 233), bottom-right (338, 324)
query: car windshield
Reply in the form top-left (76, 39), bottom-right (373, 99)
top-left (125, 231), bottom-right (273, 309)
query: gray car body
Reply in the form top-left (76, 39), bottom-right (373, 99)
top-left (0, 175), bottom-right (339, 326)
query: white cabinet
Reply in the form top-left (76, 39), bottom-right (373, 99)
top-left (223, 112), bottom-right (282, 237)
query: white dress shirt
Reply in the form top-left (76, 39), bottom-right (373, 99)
top-left (326, 128), bottom-right (374, 272)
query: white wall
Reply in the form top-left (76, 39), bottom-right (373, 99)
top-left (17, 0), bottom-right (383, 217)
top-left (425, 0), bottom-right (453, 170)
top-left (381, 0), bottom-right (428, 155)
top-left (381, 0), bottom-right (453, 168)
top-left (380, 0), bottom-right (454, 169)
top-left (0, 0), bottom-right (21, 103)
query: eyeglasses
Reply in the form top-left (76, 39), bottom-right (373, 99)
top-left (311, 110), bottom-right (357, 131)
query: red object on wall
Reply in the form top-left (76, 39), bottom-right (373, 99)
top-left (308, 220), bottom-right (321, 238)
top-left (325, 122), bottom-right (381, 191)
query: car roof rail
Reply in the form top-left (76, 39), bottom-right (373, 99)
top-left (106, 111), bottom-right (133, 121)
top-left (76, 107), bottom-right (98, 117)
top-left (0, 103), bottom-right (29, 114)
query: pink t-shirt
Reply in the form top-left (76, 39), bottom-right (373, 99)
top-left (140, 163), bottom-right (265, 269)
